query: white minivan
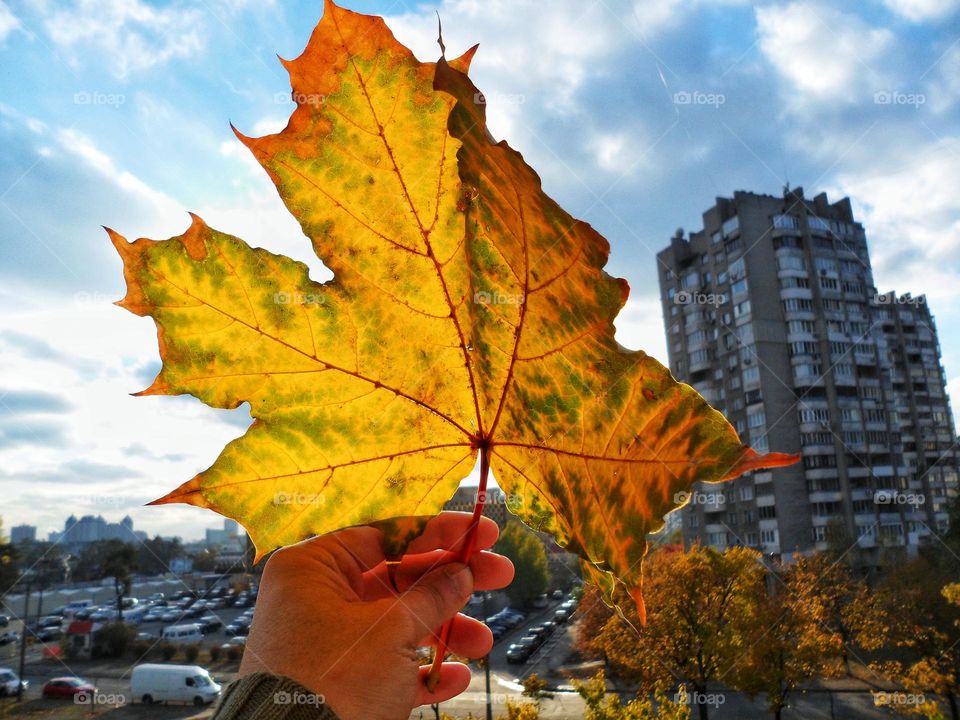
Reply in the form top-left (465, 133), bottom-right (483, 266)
top-left (131, 664), bottom-right (221, 706)
top-left (161, 624), bottom-right (203, 644)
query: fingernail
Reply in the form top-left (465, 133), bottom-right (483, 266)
top-left (443, 562), bottom-right (472, 596)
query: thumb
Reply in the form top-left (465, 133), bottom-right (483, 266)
top-left (401, 562), bottom-right (473, 638)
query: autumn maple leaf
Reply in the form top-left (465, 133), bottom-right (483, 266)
top-left (109, 0), bottom-right (796, 624)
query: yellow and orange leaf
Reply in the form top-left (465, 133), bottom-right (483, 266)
top-left (110, 0), bottom-right (797, 618)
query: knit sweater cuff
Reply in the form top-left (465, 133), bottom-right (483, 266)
top-left (211, 672), bottom-right (338, 720)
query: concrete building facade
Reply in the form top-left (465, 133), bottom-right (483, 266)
top-left (656, 188), bottom-right (958, 567)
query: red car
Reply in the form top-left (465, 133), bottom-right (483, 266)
top-left (42, 677), bottom-right (96, 700)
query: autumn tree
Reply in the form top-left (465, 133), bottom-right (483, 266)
top-left (574, 670), bottom-right (690, 720)
top-left (869, 558), bottom-right (960, 720)
top-left (495, 521), bottom-right (550, 608)
top-left (592, 545), bottom-right (765, 720)
top-left (733, 557), bottom-right (845, 719)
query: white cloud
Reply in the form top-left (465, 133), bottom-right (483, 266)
top-left (38, 0), bottom-right (203, 78)
top-left (613, 295), bottom-right (669, 364)
top-left (589, 131), bottom-right (647, 175)
top-left (882, 0), bottom-right (960, 21)
top-left (756, 2), bottom-right (893, 102)
top-left (0, 1), bottom-right (20, 42)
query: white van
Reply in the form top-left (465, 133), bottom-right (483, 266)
top-left (161, 624), bottom-right (203, 644)
top-left (131, 664), bottom-right (221, 706)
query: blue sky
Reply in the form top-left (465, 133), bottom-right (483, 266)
top-left (0, 0), bottom-right (958, 541)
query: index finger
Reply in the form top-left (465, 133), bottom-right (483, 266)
top-left (405, 511), bottom-right (500, 555)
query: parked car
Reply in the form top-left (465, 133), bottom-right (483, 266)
top-left (528, 626), bottom-right (548, 642)
top-left (42, 677), bottom-right (96, 700)
top-left (131, 664), bottom-right (221, 706)
top-left (198, 616), bottom-right (223, 634)
top-left (221, 636), bottom-right (246, 651)
top-left (505, 643), bottom-right (532, 663)
top-left (531, 594), bottom-right (549, 609)
top-left (0, 615), bottom-right (9, 627)
top-left (0, 668), bottom-right (27, 697)
top-left (35, 627), bottom-right (62, 642)
top-left (554, 608), bottom-right (570, 622)
top-left (0, 632), bottom-right (19, 646)
top-left (551, 589), bottom-right (564, 600)
top-left (541, 621), bottom-right (557, 634)
top-left (225, 619), bottom-right (251, 636)
top-left (160, 609), bottom-right (182, 623)
top-left (518, 634), bottom-right (541, 648)
top-left (136, 632), bottom-right (157, 642)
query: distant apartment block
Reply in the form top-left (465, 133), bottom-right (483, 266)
top-left (10, 524), bottom-right (36, 544)
top-left (656, 188), bottom-right (958, 567)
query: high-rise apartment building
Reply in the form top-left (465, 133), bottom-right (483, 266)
top-left (656, 188), bottom-right (958, 567)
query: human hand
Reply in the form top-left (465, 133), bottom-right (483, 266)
top-left (238, 512), bottom-right (514, 720)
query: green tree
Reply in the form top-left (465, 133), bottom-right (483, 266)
top-left (136, 535), bottom-right (183, 575)
top-left (495, 521), bottom-right (550, 607)
top-left (102, 541), bottom-right (137, 621)
top-left (0, 518), bottom-right (18, 596)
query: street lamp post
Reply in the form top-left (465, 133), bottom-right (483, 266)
top-left (15, 572), bottom-right (32, 702)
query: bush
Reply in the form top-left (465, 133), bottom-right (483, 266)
top-left (183, 644), bottom-right (200, 663)
top-left (129, 639), bottom-right (152, 660)
top-left (226, 645), bottom-right (243, 663)
top-left (92, 623), bottom-right (134, 659)
top-left (209, 645), bottom-right (222, 663)
top-left (59, 635), bottom-right (80, 661)
top-left (159, 642), bottom-right (177, 661)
